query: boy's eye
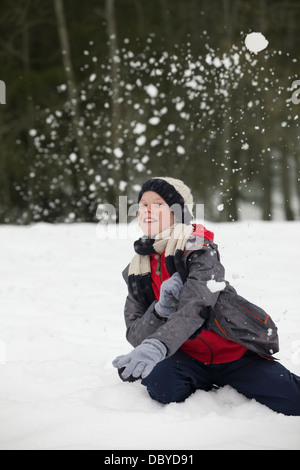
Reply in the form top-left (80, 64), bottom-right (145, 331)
top-left (139, 203), bottom-right (166, 209)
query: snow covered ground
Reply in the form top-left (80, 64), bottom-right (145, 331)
top-left (0, 221), bottom-right (299, 450)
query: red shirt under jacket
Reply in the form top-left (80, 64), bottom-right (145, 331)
top-left (150, 226), bottom-right (248, 364)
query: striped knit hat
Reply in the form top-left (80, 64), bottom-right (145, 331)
top-left (138, 177), bottom-right (194, 224)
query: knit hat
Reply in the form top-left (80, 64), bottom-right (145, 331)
top-left (138, 177), bottom-right (194, 224)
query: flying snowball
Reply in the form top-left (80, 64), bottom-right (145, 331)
top-left (245, 32), bottom-right (269, 54)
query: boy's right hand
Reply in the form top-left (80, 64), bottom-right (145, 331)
top-left (155, 272), bottom-right (183, 318)
top-left (112, 339), bottom-right (167, 380)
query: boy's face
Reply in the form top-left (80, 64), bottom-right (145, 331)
top-left (138, 191), bottom-right (174, 237)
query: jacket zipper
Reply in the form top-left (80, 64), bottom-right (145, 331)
top-left (156, 255), bottom-right (163, 283)
top-left (198, 337), bottom-right (214, 365)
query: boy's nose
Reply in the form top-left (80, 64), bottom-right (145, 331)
top-left (142, 205), bottom-right (151, 215)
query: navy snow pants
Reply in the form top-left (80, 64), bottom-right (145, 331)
top-left (142, 350), bottom-right (300, 416)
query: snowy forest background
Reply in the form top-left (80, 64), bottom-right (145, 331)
top-left (0, 0), bottom-right (299, 224)
top-left (1, 0), bottom-right (300, 451)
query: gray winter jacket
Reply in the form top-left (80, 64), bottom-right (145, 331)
top-left (122, 240), bottom-right (279, 360)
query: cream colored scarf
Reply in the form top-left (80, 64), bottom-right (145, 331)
top-left (129, 223), bottom-right (194, 277)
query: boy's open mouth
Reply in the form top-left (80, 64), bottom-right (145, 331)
top-left (143, 217), bottom-right (158, 223)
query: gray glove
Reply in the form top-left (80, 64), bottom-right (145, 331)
top-left (112, 338), bottom-right (167, 380)
top-left (155, 272), bottom-right (183, 318)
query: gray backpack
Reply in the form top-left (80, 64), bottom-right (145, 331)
top-left (208, 288), bottom-right (279, 359)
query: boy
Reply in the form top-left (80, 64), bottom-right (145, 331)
top-left (113, 177), bottom-right (300, 415)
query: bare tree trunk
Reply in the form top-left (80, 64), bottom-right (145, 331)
top-left (259, 0), bottom-right (272, 221)
top-left (219, 0), bottom-right (239, 222)
top-left (281, 150), bottom-right (294, 220)
top-left (22, 0), bottom-right (35, 223)
top-left (261, 151), bottom-right (272, 220)
top-left (294, 155), bottom-right (300, 218)
top-left (106, 0), bottom-right (122, 151)
top-left (53, 0), bottom-right (89, 166)
top-left (106, 0), bottom-right (126, 210)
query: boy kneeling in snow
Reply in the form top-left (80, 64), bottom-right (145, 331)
top-left (113, 177), bottom-right (300, 416)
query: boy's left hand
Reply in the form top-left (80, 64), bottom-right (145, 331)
top-left (155, 272), bottom-right (183, 318)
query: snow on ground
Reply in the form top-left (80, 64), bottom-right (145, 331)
top-left (0, 221), bottom-right (299, 450)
